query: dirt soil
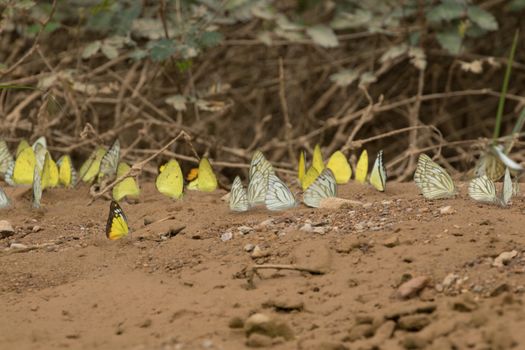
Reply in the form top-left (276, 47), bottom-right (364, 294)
top-left (0, 181), bottom-right (524, 350)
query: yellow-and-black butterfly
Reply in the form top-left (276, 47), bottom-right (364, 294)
top-left (106, 200), bottom-right (129, 240)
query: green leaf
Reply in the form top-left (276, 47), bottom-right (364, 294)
top-left (306, 25), bottom-right (339, 48)
top-left (199, 31), bottom-right (223, 48)
top-left (329, 69), bottom-right (359, 87)
top-left (467, 6), bottom-right (498, 31)
top-left (148, 39), bottom-right (177, 62)
top-left (427, 2), bottom-right (465, 22)
top-left (436, 31), bottom-right (462, 54)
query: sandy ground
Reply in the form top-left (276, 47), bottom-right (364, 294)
top-left (0, 181), bottom-right (524, 350)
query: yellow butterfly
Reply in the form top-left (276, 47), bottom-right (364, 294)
top-left (369, 150), bottom-right (386, 192)
top-left (187, 157), bottom-right (218, 192)
top-left (112, 162), bottom-right (140, 201)
top-left (326, 151), bottom-right (351, 184)
top-left (57, 155), bottom-right (78, 187)
top-left (16, 139), bottom-right (30, 157)
top-left (106, 200), bottom-right (129, 240)
top-left (312, 144), bottom-right (325, 173)
top-left (156, 159), bottom-right (184, 199)
top-left (12, 146), bottom-right (36, 185)
top-left (355, 150), bottom-right (368, 184)
top-left (41, 152), bottom-right (59, 190)
top-left (0, 140), bottom-right (13, 176)
top-left (301, 165), bottom-right (320, 191)
top-left (79, 147), bottom-right (106, 183)
top-left (298, 151), bottom-right (306, 185)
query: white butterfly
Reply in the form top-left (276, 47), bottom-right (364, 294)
top-left (31, 136), bottom-right (47, 151)
top-left (468, 168), bottom-right (512, 206)
top-left (32, 166), bottom-right (42, 209)
top-left (370, 150), bottom-right (386, 192)
top-left (265, 173), bottom-right (296, 211)
top-left (247, 151), bottom-right (274, 206)
top-left (0, 140), bottom-right (13, 177)
top-left (0, 186), bottom-right (11, 209)
top-left (303, 168), bottom-right (337, 208)
top-left (3, 160), bottom-right (15, 186)
top-left (98, 139), bottom-right (120, 180)
top-left (414, 154), bottom-right (456, 199)
top-left (229, 176), bottom-right (249, 212)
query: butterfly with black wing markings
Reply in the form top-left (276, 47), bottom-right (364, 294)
top-left (106, 200), bottom-right (129, 240)
top-left (414, 154), bottom-right (456, 199)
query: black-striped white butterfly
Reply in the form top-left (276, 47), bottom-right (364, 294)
top-left (414, 154), bottom-right (456, 199)
top-left (469, 168), bottom-right (513, 206)
top-left (265, 174), bottom-right (296, 211)
top-left (303, 168), bottom-right (337, 208)
top-left (229, 176), bottom-right (249, 212)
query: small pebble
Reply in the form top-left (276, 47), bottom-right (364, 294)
top-left (244, 244), bottom-right (255, 252)
top-left (493, 250), bottom-right (518, 268)
top-left (220, 231), bottom-right (233, 242)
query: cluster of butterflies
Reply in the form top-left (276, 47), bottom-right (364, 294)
top-left (414, 153), bottom-right (519, 206)
top-left (229, 146), bottom-right (387, 212)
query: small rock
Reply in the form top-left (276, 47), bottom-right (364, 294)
top-left (362, 203), bottom-right (373, 209)
top-left (300, 223), bottom-right (313, 232)
top-left (32, 225), bottom-right (41, 233)
top-left (312, 227), bottom-right (326, 235)
top-left (139, 319), bottom-right (152, 328)
top-left (244, 244), bottom-right (255, 252)
top-left (263, 298), bottom-right (304, 312)
top-left (347, 324), bottom-right (374, 341)
top-left (229, 316), bottom-right (244, 329)
top-left (202, 339), bottom-right (214, 348)
top-left (397, 276), bottom-right (430, 299)
top-left (439, 206), bottom-right (455, 215)
top-left (143, 217), bottom-right (153, 226)
top-left (383, 236), bottom-right (399, 248)
top-left (257, 219), bottom-right (274, 229)
top-left (244, 313), bottom-right (294, 341)
top-left (0, 220), bottom-right (14, 239)
top-left (442, 273), bottom-right (459, 289)
top-left (493, 250), bottom-right (518, 267)
top-left (238, 226), bottom-right (253, 235)
top-left (10, 243), bottom-right (28, 250)
top-left (246, 333), bottom-right (273, 348)
top-left (397, 314), bottom-right (431, 331)
top-left (383, 302), bottom-right (436, 320)
top-left (251, 246), bottom-right (270, 258)
top-left (489, 283), bottom-right (510, 297)
top-left (451, 294), bottom-right (478, 312)
top-left (221, 192), bottom-right (230, 202)
top-left (221, 231), bottom-right (233, 242)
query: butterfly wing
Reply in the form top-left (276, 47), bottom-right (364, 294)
top-left (0, 186), bottom-right (11, 209)
top-left (106, 201), bottom-right (129, 240)
top-left (369, 150), bottom-right (386, 192)
top-left (112, 162), bottom-right (140, 201)
top-left (16, 139), bottom-right (30, 157)
top-left (41, 152), bottom-right (59, 190)
top-left (32, 166), bottom-right (42, 208)
top-left (303, 168), bottom-right (337, 208)
top-left (355, 150), bottom-right (368, 184)
top-left (31, 136), bottom-right (47, 151)
top-left (57, 155), bottom-right (78, 187)
top-left (196, 157), bottom-right (218, 192)
top-left (80, 147), bottom-right (106, 183)
top-left (249, 151), bottom-right (273, 180)
top-left (468, 175), bottom-right (498, 204)
top-left (0, 140), bottom-right (13, 177)
top-left (229, 176), bottom-right (249, 212)
top-left (13, 147), bottom-right (36, 185)
top-left (265, 174), bottom-right (296, 211)
top-left (98, 139), bottom-right (120, 181)
top-left (501, 167), bottom-right (512, 206)
top-left (4, 160), bottom-right (15, 186)
top-left (247, 168), bottom-right (270, 206)
top-left (414, 154), bottom-right (456, 199)
top-left (155, 160), bottom-right (184, 199)
top-left (312, 144), bottom-right (324, 173)
top-left (301, 166), bottom-right (320, 191)
top-left (298, 151), bottom-right (306, 186)
top-left (326, 150), bottom-right (351, 184)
